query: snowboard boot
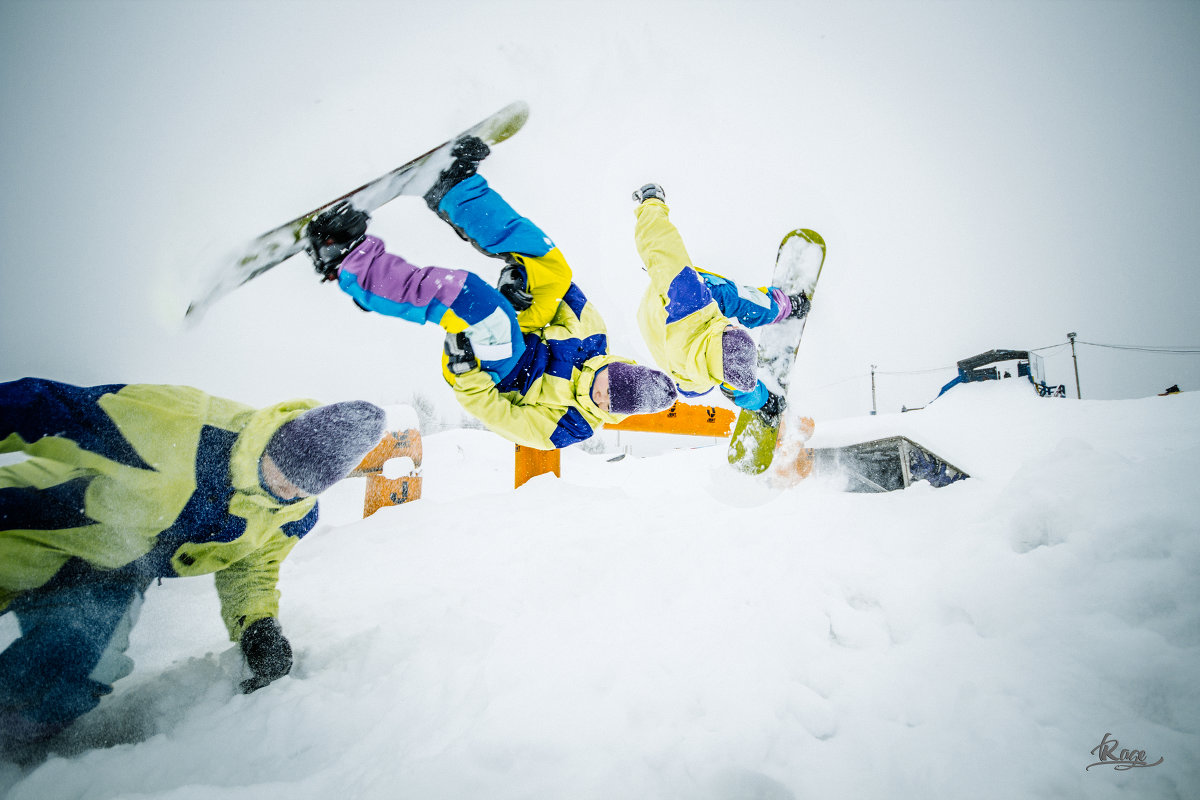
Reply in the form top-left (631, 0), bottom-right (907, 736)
top-left (424, 135), bottom-right (491, 212)
top-left (785, 291), bottom-right (811, 320)
top-left (632, 183), bottom-right (666, 204)
top-left (307, 201), bottom-right (370, 281)
top-left (755, 390), bottom-right (785, 427)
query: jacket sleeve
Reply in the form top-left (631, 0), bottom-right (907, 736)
top-left (634, 198), bottom-right (696, 301)
top-left (0, 377), bottom-right (130, 453)
top-left (512, 249), bottom-right (573, 332)
top-left (336, 237), bottom-right (469, 324)
top-left (435, 175), bottom-right (573, 332)
top-left (449, 369), bottom-right (592, 450)
top-left (213, 526), bottom-right (303, 641)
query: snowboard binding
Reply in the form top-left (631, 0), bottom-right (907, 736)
top-left (632, 183), bottom-right (666, 204)
top-left (306, 202), bottom-right (370, 281)
top-left (785, 291), bottom-right (811, 320)
top-left (423, 135), bottom-right (491, 212)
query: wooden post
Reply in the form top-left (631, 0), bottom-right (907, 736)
top-left (514, 444), bottom-right (560, 489)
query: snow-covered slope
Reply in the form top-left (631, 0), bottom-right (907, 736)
top-left (3, 384), bottom-right (1198, 799)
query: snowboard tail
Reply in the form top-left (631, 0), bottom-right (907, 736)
top-left (727, 228), bottom-right (826, 474)
top-left (727, 407), bottom-right (781, 475)
top-left (185, 101), bottom-right (530, 320)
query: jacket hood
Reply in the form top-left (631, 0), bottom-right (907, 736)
top-left (230, 398), bottom-right (322, 500)
top-left (577, 354), bottom-right (641, 424)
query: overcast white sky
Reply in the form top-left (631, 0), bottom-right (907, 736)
top-left (2, 0), bottom-right (1198, 420)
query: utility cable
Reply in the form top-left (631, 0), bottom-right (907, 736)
top-left (1078, 341), bottom-right (1200, 354)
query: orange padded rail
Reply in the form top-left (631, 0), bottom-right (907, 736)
top-left (604, 403), bottom-right (735, 436)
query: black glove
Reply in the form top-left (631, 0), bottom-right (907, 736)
top-left (307, 201), bottom-right (370, 281)
top-left (497, 262), bottom-right (533, 311)
top-left (239, 617), bottom-right (293, 694)
top-left (444, 332), bottom-right (478, 375)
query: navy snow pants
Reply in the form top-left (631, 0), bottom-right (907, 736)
top-left (0, 560), bottom-right (149, 744)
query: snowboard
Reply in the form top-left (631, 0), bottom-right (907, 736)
top-left (185, 101), bottom-right (530, 320)
top-left (727, 228), bottom-right (827, 474)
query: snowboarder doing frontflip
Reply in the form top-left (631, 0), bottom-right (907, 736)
top-left (630, 184), bottom-right (812, 424)
top-left (306, 138), bottom-right (677, 450)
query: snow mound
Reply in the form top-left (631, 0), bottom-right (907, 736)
top-left (4, 384), bottom-right (1198, 799)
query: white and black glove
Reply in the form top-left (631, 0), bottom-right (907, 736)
top-left (444, 332), bottom-right (479, 375)
top-left (632, 183), bottom-right (666, 203)
top-left (497, 263), bottom-right (533, 311)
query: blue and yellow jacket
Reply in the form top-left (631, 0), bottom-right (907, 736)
top-left (449, 283), bottom-right (636, 449)
top-left (0, 378), bottom-right (321, 641)
top-left (431, 175), bottom-right (634, 449)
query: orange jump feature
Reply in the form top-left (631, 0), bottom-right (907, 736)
top-left (605, 402), bottom-right (735, 437)
top-left (514, 403), bottom-right (737, 488)
top-left (350, 428), bottom-right (423, 517)
top-left (514, 444), bottom-right (561, 489)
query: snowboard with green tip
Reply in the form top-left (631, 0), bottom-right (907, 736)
top-left (727, 228), bottom-right (826, 474)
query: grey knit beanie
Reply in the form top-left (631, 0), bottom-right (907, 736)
top-left (721, 327), bottom-right (758, 391)
top-left (265, 401), bottom-right (387, 495)
top-left (606, 363), bottom-right (678, 415)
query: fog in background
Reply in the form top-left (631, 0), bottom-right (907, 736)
top-left (3, 0), bottom-right (1198, 418)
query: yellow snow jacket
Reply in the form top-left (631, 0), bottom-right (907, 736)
top-left (0, 379), bottom-right (321, 641)
top-left (634, 199), bottom-right (731, 395)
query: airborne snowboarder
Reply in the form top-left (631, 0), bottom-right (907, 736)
top-left (305, 138), bottom-right (677, 450)
top-left (630, 184), bottom-right (812, 423)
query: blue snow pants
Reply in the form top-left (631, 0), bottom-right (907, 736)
top-left (694, 275), bottom-right (780, 410)
top-left (0, 560), bottom-right (149, 743)
top-left (700, 273), bottom-right (784, 329)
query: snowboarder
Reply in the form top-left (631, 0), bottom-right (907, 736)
top-left (307, 138), bottom-right (677, 450)
top-left (0, 378), bottom-right (387, 752)
top-left (630, 184), bottom-right (812, 424)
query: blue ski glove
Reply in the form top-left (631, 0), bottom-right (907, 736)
top-left (720, 382), bottom-right (784, 425)
top-left (720, 380), bottom-right (769, 411)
